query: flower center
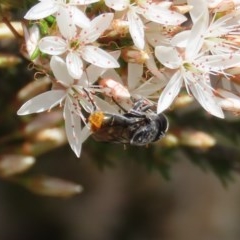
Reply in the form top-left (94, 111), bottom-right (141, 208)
top-left (70, 40), bottom-right (81, 51)
top-left (183, 62), bottom-right (201, 74)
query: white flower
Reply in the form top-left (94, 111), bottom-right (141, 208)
top-left (172, 1), bottom-right (240, 54)
top-left (38, 13), bottom-right (119, 79)
top-left (17, 56), bottom-right (93, 157)
top-left (24, 0), bottom-right (99, 38)
top-left (17, 51), bottom-right (121, 156)
top-left (203, 10), bottom-right (240, 54)
top-left (155, 14), bottom-right (240, 118)
top-left (104, 0), bottom-right (187, 49)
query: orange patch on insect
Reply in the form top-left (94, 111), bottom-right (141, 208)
top-left (88, 111), bottom-right (105, 132)
top-left (99, 78), bottom-right (130, 99)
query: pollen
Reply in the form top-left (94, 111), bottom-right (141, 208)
top-left (88, 111), bottom-right (105, 132)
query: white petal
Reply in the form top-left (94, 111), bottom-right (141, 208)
top-left (104, 0), bottom-right (129, 10)
top-left (109, 50), bottom-right (121, 60)
top-left (56, 6), bottom-right (77, 39)
top-left (138, 4), bottom-right (187, 25)
top-left (132, 76), bottom-right (167, 97)
top-left (50, 56), bottom-right (74, 86)
top-left (145, 49), bottom-right (163, 79)
top-left (198, 54), bottom-right (240, 72)
top-left (146, 58), bottom-right (169, 80)
top-left (102, 69), bottom-right (123, 84)
top-left (93, 95), bottom-right (119, 113)
top-left (145, 22), bottom-right (170, 47)
top-left (86, 51), bottom-right (121, 84)
top-left (208, 11), bottom-right (240, 37)
top-left (188, 0), bottom-right (208, 23)
top-left (128, 63), bottom-right (143, 90)
top-left (76, 90), bottom-right (96, 113)
top-left (80, 125), bottom-right (92, 143)
top-left (38, 36), bottom-right (67, 55)
top-left (127, 10), bottom-right (144, 49)
top-left (155, 46), bottom-right (181, 69)
top-left (185, 13), bottom-right (208, 59)
top-left (64, 100), bottom-right (82, 157)
top-left (171, 30), bottom-right (190, 48)
top-left (157, 71), bottom-right (183, 113)
top-left (206, 40), bottom-right (240, 55)
top-left (66, 52), bottom-right (83, 79)
top-left (101, 51), bottom-right (121, 69)
top-left (80, 13), bottom-right (114, 43)
top-left (24, 1), bottom-right (58, 20)
top-left (85, 65), bottom-right (107, 84)
top-left (189, 77), bottom-right (224, 118)
top-left (82, 46), bottom-right (119, 68)
top-left (17, 90), bottom-right (66, 115)
top-left (72, 7), bottom-right (90, 29)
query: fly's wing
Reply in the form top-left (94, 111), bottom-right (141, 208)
top-left (91, 113), bottom-right (147, 144)
top-left (91, 125), bottom-right (132, 144)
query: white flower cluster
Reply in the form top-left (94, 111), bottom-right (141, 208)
top-left (18, 0), bottom-right (240, 157)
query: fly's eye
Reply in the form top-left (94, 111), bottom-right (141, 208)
top-left (88, 111), bottom-right (105, 131)
top-left (158, 114), bottom-right (169, 132)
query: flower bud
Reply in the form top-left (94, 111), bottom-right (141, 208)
top-left (159, 133), bottom-right (179, 147)
top-left (0, 21), bottom-right (23, 39)
top-left (22, 24), bottom-right (40, 60)
top-left (121, 46), bottom-right (149, 64)
top-left (0, 54), bottom-right (21, 67)
top-left (99, 78), bottom-right (131, 100)
top-left (34, 128), bottom-right (66, 142)
top-left (172, 4), bottom-right (193, 14)
top-left (215, 88), bottom-right (240, 114)
top-left (104, 19), bottom-right (129, 38)
top-left (20, 128), bottom-right (66, 156)
top-left (22, 176), bottom-right (83, 197)
top-left (180, 130), bottom-right (216, 149)
top-left (24, 110), bottom-right (63, 135)
top-left (27, 128), bottom-right (66, 155)
top-left (17, 76), bottom-right (51, 102)
top-left (173, 94), bottom-right (194, 109)
top-left (0, 155), bottom-right (35, 177)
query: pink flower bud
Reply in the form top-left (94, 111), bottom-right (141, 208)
top-left (0, 155), bottom-right (35, 177)
top-left (99, 78), bottom-right (131, 100)
top-left (23, 175), bottom-right (83, 197)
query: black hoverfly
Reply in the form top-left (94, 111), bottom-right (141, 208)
top-left (88, 99), bottom-right (169, 146)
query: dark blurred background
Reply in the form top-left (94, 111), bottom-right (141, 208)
top-left (1, 144), bottom-right (240, 240)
